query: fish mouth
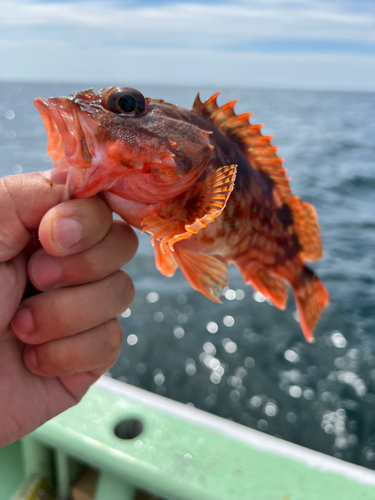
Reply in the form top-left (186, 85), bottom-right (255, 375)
top-left (35, 96), bottom-right (176, 175)
top-left (34, 97), bottom-right (92, 170)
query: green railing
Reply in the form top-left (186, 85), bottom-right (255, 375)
top-left (1, 376), bottom-right (375, 499)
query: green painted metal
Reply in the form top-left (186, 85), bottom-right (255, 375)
top-left (0, 441), bottom-right (25, 499)
top-left (21, 436), bottom-right (54, 482)
top-left (95, 471), bottom-right (135, 500)
top-left (1, 377), bottom-right (375, 500)
top-left (55, 449), bottom-right (71, 499)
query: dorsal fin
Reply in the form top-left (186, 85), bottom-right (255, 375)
top-left (193, 92), bottom-right (322, 262)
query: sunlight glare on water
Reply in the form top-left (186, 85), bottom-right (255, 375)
top-left (206, 321), bottom-right (218, 333)
top-left (284, 350), bottom-right (300, 363)
top-left (289, 386), bottom-right (302, 398)
top-left (146, 292), bottom-right (160, 303)
top-left (331, 331), bottom-right (347, 348)
top-left (121, 308), bottom-right (131, 318)
top-left (173, 326), bottom-right (185, 338)
top-left (223, 315), bottom-right (235, 327)
top-left (222, 339), bottom-right (237, 354)
top-left (253, 291), bottom-right (266, 303)
top-left (127, 334), bottom-right (138, 346)
top-left (224, 289), bottom-right (236, 300)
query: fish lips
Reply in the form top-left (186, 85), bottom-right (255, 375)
top-left (34, 97), bottom-right (92, 170)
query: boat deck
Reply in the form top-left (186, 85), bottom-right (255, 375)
top-left (2, 376), bottom-right (375, 499)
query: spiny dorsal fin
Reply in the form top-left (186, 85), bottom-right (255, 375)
top-left (193, 92), bottom-right (322, 262)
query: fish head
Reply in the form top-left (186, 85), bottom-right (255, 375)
top-left (34, 87), bottom-right (213, 200)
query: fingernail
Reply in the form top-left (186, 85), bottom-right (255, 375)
top-left (11, 306), bottom-right (34, 337)
top-left (41, 169), bottom-right (53, 179)
top-left (24, 346), bottom-right (38, 370)
top-left (52, 217), bottom-right (82, 250)
top-left (31, 254), bottom-right (61, 289)
top-left (41, 168), bottom-right (68, 184)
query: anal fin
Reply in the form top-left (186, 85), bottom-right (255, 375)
top-left (237, 262), bottom-right (288, 310)
top-left (173, 247), bottom-right (229, 302)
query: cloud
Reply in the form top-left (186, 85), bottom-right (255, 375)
top-left (1, 0), bottom-right (374, 44)
top-left (1, 0), bottom-right (375, 90)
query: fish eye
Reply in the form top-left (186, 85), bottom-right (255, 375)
top-left (105, 88), bottom-right (147, 116)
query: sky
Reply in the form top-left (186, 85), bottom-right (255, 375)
top-left (1, 0), bottom-right (375, 91)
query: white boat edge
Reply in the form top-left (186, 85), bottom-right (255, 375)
top-left (96, 375), bottom-right (375, 487)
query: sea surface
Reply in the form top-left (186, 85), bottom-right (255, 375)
top-left (1, 82), bottom-right (374, 468)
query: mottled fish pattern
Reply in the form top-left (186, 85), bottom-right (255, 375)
top-left (35, 87), bottom-right (329, 341)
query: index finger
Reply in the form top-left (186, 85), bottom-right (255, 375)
top-left (0, 172), bottom-right (64, 262)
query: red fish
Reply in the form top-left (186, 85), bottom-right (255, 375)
top-left (35, 87), bottom-right (329, 341)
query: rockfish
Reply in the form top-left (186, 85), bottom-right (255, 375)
top-left (35, 87), bottom-right (329, 341)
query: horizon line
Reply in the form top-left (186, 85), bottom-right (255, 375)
top-left (1, 78), bottom-right (374, 95)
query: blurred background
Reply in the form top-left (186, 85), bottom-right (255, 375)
top-left (1, 0), bottom-right (375, 470)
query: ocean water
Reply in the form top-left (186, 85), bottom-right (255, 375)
top-left (1, 82), bottom-right (374, 468)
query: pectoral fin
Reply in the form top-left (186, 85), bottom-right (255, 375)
top-left (142, 164), bottom-right (237, 252)
top-left (154, 241), bottom-right (178, 277)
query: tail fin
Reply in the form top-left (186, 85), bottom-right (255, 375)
top-left (293, 266), bottom-right (329, 343)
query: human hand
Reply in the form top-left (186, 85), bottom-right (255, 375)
top-left (0, 171), bottom-right (137, 448)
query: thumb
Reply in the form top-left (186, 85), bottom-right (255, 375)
top-left (0, 172), bottom-right (64, 262)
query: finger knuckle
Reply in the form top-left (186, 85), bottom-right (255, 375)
top-left (81, 197), bottom-right (112, 231)
top-left (34, 344), bottom-right (64, 376)
top-left (113, 270), bottom-right (135, 310)
top-left (106, 319), bottom-right (124, 354)
top-left (120, 223), bottom-right (139, 256)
